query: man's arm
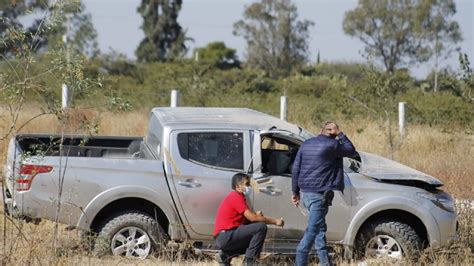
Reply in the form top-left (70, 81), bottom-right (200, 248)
top-left (291, 148), bottom-right (303, 196)
top-left (333, 132), bottom-right (357, 158)
top-left (243, 210), bottom-right (284, 227)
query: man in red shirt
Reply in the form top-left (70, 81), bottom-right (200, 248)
top-left (214, 173), bottom-right (285, 265)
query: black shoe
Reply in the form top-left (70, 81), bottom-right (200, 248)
top-left (215, 250), bottom-right (231, 266)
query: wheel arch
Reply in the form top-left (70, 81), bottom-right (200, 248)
top-left (76, 186), bottom-right (184, 240)
top-left (89, 197), bottom-right (170, 234)
top-left (343, 197), bottom-right (439, 254)
top-left (353, 209), bottom-right (429, 248)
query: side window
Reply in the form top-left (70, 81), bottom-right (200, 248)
top-left (178, 132), bottom-right (244, 170)
top-left (261, 135), bottom-right (299, 175)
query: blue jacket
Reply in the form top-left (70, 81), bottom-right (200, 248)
top-left (292, 133), bottom-right (357, 195)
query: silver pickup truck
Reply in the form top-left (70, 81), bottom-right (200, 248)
top-left (2, 107), bottom-right (457, 260)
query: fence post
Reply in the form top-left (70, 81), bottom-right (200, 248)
top-left (61, 84), bottom-right (69, 110)
top-left (398, 102), bottom-right (406, 139)
top-left (194, 51), bottom-right (199, 62)
top-left (280, 96), bottom-right (288, 121)
top-left (171, 90), bottom-right (180, 107)
top-left (61, 15), bottom-right (71, 110)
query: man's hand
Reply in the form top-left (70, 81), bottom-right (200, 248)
top-left (292, 194), bottom-right (300, 206)
top-left (245, 210), bottom-right (285, 227)
top-left (275, 217), bottom-right (285, 227)
top-left (321, 122), bottom-right (340, 138)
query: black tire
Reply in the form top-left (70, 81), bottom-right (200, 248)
top-left (355, 219), bottom-right (422, 260)
top-left (94, 211), bottom-right (168, 258)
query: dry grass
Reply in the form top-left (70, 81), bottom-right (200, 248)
top-left (0, 206), bottom-right (472, 265)
top-left (0, 106), bottom-right (473, 265)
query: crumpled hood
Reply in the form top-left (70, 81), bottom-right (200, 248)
top-left (357, 151), bottom-right (444, 186)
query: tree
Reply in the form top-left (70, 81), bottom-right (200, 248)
top-left (416, 0), bottom-right (462, 92)
top-left (348, 65), bottom-right (412, 158)
top-left (458, 53), bottom-right (473, 102)
top-left (0, 2), bottom-right (115, 258)
top-left (0, 0), bottom-right (31, 57)
top-left (194, 41), bottom-right (240, 69)
top-left (343, 0), bottom-right (425, 74)
top-left (0, 0), bottom-right (98, 58)
top-left (233, 0), bottom-right (314, 77)
top-left (343, 0), bottom-right (462, 76)
top-left (136, 0), bottom-right (189, 62)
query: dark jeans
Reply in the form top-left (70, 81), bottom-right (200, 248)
top-left (296, 192), bottom-right (331, 266)
top-left (215, 222), bottom-right (268, 262)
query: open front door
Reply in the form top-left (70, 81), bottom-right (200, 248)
top-left (250, 130), bottom-right (352, 248)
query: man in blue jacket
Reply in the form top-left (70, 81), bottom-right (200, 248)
top-left (291, 122), bottom-right (357, 266)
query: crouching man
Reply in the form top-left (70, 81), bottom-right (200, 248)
top-left (214, 173), bottom-right (285, 266)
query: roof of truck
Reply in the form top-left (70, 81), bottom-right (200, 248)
top-left (151, 107), bottom-right (302, 133)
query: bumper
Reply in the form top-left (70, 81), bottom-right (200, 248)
top-left (3, 187), bottom-right (14, 215)
top-left (3, 187), bottom-right (42, 223)
top-left (428, 205), bottom-right (458, 248)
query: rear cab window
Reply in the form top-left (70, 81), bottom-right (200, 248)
top-left (177, 132), bottom-right (244, 170)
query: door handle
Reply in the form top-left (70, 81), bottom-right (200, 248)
top-left (178, 179), bottom-right (202, 188)
top-left (258, 186), bottom-right (282, 195)
top-left (255, 177), bottom-right (273, 184)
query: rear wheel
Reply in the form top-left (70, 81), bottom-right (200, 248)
top-left (355, 219), bottom-right (422, 260)
top-left (95, 212), bottom-right (168, 259)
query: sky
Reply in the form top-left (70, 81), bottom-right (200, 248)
top-left (82, 0), bottom-right (474, 78)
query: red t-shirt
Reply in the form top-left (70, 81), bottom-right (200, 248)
top-left (213, 191), bottom-right (249, 236)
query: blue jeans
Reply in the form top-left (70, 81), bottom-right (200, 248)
top-left (296, 192), bottom-right (331, 266)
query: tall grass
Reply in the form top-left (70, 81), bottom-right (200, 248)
top-left (0, 106), bottom-right (473, 264)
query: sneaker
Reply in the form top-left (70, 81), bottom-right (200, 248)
top-left (215, 250), bottom-right (230, 266)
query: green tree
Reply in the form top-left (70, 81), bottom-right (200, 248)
top-left (49, 1), bottom-right (99, 57)
top-left (348, 65), bottom-right (412, 157)
top-left (136, 0), bottom-right (189, 62)
top-left (194, 41), bottom-right (240, 69)
top-left (416, 0), bottom-right (462, 92)
top-left (343, 0), bottom-right (462, 76)
top-left (0, 0), bottom-right (98, 58)
top-left (0, 2), bottom-right (114, 257)
top-left (343, 0), bottom-right (424, 74)
top-left (233, 0), bottom-right (314, 77)
top-left (1, 0), bottom-right (35, 57)
top-left (458, 53), bottom-right (473, 102)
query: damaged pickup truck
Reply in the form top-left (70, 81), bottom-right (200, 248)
top-left (2, 107), bottom-right (457, 259)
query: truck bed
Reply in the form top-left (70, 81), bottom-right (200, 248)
top-left (16, 134), bottom-right (143, 158)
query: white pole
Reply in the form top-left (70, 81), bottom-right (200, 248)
top-left (62, 15), bottom-right (71, 110)
top-left (61, 84), bottom-right (69, 109)
top-left (171, 90), bottom-right (179, 107)
top-left (280, 96), bottom-right (288, 121)
top-left (398, 102), bottom-right (406, 138)
top-left (194, 51), bottom-right (199, 62)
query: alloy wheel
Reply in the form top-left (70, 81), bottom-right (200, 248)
top-left (110, 226), bottom-right (151, 259)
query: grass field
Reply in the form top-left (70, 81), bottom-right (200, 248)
top-left (0, 106), bottom-right (473, 265)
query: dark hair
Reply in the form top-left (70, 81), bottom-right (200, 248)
top-left (231, 173), bottom-right (250, 190)
top-left (322, 121), bottom-right (338, 129)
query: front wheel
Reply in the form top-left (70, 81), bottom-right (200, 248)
top-left (355, 219), bottom-right (422, 260)
top-left (95, 212), bottom-right (168, 259)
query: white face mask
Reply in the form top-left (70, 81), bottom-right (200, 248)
top-left (243, 186), bottom-right (253, 196)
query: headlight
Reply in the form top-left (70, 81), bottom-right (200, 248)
top-left (417, 192), bottom-right (455, 213)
